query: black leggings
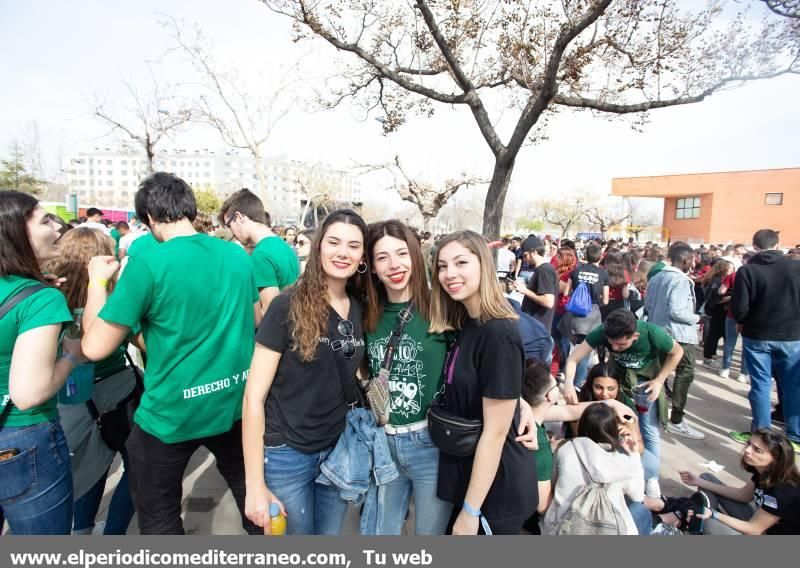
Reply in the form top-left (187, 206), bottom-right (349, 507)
top-left (703, 311), bottom-right (726, 359)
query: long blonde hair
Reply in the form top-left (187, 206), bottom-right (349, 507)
top-left (288, 210), bottom-right (368, 361)
top-left (41, 227), bottom-right (115, 312)
top-left (429, 230), bottom-right (517, 333)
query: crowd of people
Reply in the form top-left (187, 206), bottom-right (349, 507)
top-left (1, 172), bottom-right (798, 536)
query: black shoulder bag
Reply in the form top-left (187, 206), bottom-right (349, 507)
top-left (0, 283), bottom-right (47, 426)
top-left (427, 335), bottom-right (483, 457)
top-left (367, 303), bottom-right (414, 426)
top-left (84, 351), bottom-right (144, 452)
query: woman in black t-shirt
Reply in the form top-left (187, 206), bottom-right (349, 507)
top-left (430, 230), bottom-right (537, 535)
top-left (242, 209), bottom-right (369, 535)
top-left (680, 429), bottom-right (800, 535)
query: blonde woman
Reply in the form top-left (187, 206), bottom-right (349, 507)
top-left (430, 230), bottom-right (537, 535)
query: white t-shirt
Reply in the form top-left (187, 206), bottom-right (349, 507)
top-left (496, 247), bottom-right (516, 273)
top-left (118, 231), bottom-right (143, 254)
top-left (79, 221), bottom-right (111, 236)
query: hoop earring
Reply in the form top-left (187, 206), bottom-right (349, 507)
top-left (357, 261), bottom-right (368, 274)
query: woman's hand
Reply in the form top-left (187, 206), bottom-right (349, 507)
top-left (620, 429), bottom-right (639, 454)
top-left (244, 483), bottom-right (286, 528)
top-left (43, 273), bottom-right (67, 288)
top-left (88, 256), bottom-right (120, 282)
top-left (452, 510), bottom-right (480, 535)
top-left (515, 398), bottom-right (539, 450)
top-left (679, 470), bottom-right (701, 487)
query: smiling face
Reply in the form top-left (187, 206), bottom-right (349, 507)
top-left (437, 241), bottom-right (482, 316)
top-left (592, 376), bottom-right (620, 401)
top-left (26, 206), bottom-right (61, 261)
top-left (372, 235), bottom-right (413, 301)
top-left (320, 222), bottom-right (364, 282)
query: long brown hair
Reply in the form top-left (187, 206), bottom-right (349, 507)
top-left (288, 209), bottom-right (368, 361)
top-left (701, 258), bottom-right (732, 285)
top-left (743, 429), bottom-right (800, 489)
top-left (429, 230), bottom-right (517, 333)
top-left (364, 220), bottom-right (431, 333)
top-left (604, 249), bottom-right (627, 288)
top-left (41, 227), bottom-right (115, 312)
top-left (0, 190), bottom-right (47, 283)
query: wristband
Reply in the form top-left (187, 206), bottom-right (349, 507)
top-left (62, 353), bottom-right (79, 366)
top-left (711, 510), bottom-right (719, 521)
top-left (462, 500), bottom-right (481, 517)
top-left (89, 278), bottom-right (109, 289)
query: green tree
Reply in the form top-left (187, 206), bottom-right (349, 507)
top-left (194, 186), bottom-right (221, 214)
top-left (0, 142), bottom-right (44, 195)
top-left (518, 218), bottom-right (545, 233)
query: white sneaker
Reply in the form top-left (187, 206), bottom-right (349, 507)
top-left (645, 479), bottom-right (661, 498)
top-left (719, 369), bottom-right (730, 379)
top-left (666, 420), bottom-right (706, 440)
top-left (737, 373), bottom-right (750, 384)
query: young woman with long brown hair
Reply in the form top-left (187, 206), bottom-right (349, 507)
top-left (41, 227), bottom-right (138, 535)
top-left (429, 230), bottom-right (537, 535)
top-left (681, 429), bottom-right (800, 534)
top-left (701, 259), bottom-right (733, 366)
top-left (243, 209), bottom-right (369, 535)
top-left (0, 191), bottom-right (82, 534)
top-left (361, 220), bottom-right (453, 534)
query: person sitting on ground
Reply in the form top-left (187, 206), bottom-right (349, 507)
top-left (541, 403), bottom-right (644, 535)
top-left (520, 360), bottom-right (638, 534)
top-left (679, 429), bottom-right (800, 535)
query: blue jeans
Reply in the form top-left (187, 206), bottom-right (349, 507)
top-left (722, 319), bottom-right (748, 375)
top-left (743, 338), bottom-right (800, 442)
top-left (73, 450), bottom-right (134, 535)
top-left (0, 420), bottom-right (73, 534)
top-left (627, 500), bottom-right (652, 535)
top-left (637, 402), bottom-right (660, 479)
top-left (264, 444), bottom-right (349, 535)
top-left (641, 449), bottom-right (659, 483)
top-left (362, 427), bottom-right (453, 535)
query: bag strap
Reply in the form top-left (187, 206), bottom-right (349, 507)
top-left (0, 283), bottom-right (47, 321)
top-left (0, 283), bottom-right (48, 426)
top-left (377, 302), bottom-right (414, 377)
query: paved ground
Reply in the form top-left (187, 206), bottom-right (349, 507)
top-left (85, 346), bottom-right (779, 534)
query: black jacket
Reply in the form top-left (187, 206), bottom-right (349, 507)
top-left (731, 250), bottom-right (800, 341)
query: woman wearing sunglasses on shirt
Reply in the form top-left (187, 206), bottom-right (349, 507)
top-left (361, 220), bottom-right (454, 534)
top-left (429, 230), bottom-right (537, 535)
top-left (242, 209), bottom-right (369, 535)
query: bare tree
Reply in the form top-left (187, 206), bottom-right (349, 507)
top-left (625, 199), bottom-right (661, 241)
top-left (583, 206), bottom-right (630, 240)
top-left (294, 168), bottom-right (338, 228)
top-left (538, 197), bottom-right (588, 238)
top-left (762, 0), bottom-right (800, 18)
top-left (364, 156), bottom-right (487, 230)
top-left (261, 0), bottom-right (799, 237)
top-left (90, 66), bottom-right (194, 173)
top-left (160, 16), bottom-right (297, 208)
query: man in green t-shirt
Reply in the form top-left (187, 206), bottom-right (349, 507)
top-left (81, 172), bottom-right (261, 535)
top-left (219, 188), bottom-right (299, 318)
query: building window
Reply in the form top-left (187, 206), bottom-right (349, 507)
top-left (676, 197), bottom-right (701, 220)
top-left (107, 160), bottom-right (113, 165)
top-left (765, 193), bottom-right (783, 206)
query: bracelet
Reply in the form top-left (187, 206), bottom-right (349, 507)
top-left (88, 278), bottom-right (109, 289)
top-left (462, 500), bottom-right (481, 517)
top-left (62, 353), bottom-right (79, 366)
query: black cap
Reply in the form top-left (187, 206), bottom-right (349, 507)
top-left (521, 236), bottom-right (544, 253)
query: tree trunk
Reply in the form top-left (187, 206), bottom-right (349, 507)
top-left (481, 159), bottom-right (515, 238)
top-left (254, 150), bottom-right (268, 210)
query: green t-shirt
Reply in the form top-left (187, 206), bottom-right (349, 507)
top-left (366, 302), bottom-right (449, 426)
top-left (251, 236), bottom-right (299, 290)
top-left (647, 261), bottom-right (666, 281)
top-left (110, 228), bottom-right (121, 257)
top-left (98, 233), bottom-right (259, 443)
top-left (126, 232), bottom-right (157, 258)
top-left (535, 422), bottom-right (553, 482)
top-left (1, 276), bottom-right (72, 426)
top-left (586, 320), bottom-right (675, 371)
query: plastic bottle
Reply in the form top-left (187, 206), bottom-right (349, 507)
top-left (59, 308), bottom-right (96, 404)
top-left (266, 503), bottom-right (286, 536)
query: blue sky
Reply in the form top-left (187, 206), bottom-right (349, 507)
top-left (1, 0), bottom-right (798, 213)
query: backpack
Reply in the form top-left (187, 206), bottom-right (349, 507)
top-left (547, 442), bottom-right (628, 535)
top-left (566, 280), bottom-right (593, 317)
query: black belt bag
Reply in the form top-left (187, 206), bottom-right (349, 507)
top-left (426, 341), bottom-right (483, 457)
